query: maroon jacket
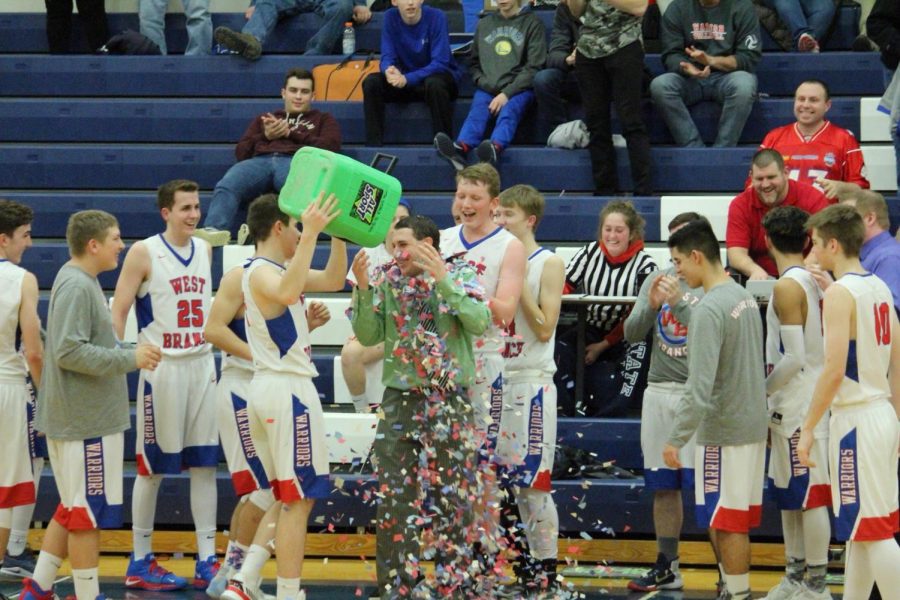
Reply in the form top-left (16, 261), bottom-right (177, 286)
top-left (234, 109), bottom-right (342, 161)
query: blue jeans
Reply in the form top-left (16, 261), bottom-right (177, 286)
top-left (203, 154), bottom-right (292, 231)
top-left (763, 0), bottom-right (835, 46)
top-left (650, 70), bottom-right (757, 147)
top-left (138, 0), bottom-right (211, 55)
top-left (244, 0), bottom-right (354, 54)
top-left (533, 67), bottom-right (581, 142)
top-left (457, 88), bottom-right (534, 149)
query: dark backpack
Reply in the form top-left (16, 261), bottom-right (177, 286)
top-left (99, 30), bottom-right (162, 55)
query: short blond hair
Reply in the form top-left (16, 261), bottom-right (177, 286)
top-left (499, 184), bottom-right (545, 230)
top-left (456, 163), bottom-right (500, 199)
top-left (67, 210), bottom-right (119, 257)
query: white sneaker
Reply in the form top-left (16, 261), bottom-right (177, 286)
top-left (793, 584), bottom-right (833, 600)
top-left (762, 577), bottom-right (804, 600)
top-left (194, 227), bottom-right (231, 247)
top-left (206, 564), bottom-right (235, 598)
top-left (236, 223), bottom-right (250, 246)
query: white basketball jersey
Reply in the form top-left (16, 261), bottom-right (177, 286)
top-left (0, 261), bottom-right (26, 382)
top-left (136, 235), bottom-right (212, 357)
top-left (346, 243), bottom-right (392, 285)
top-left (830, 273), bottom-right (893, 408)
top-left (217, 266), bottom-right (253, 374)
top-left (765, 266), bottom-right (825, 435)
top-left (440, 224), bottom-right (515, 354)
top-left (241, 257), bottom-right (317, 377)
top-left (505, 248), bottom-right (556, 376)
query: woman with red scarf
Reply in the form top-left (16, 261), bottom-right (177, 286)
top-left (554, 200), bottom-right (657, 416)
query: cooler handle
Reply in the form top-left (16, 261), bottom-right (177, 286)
top-left (369, 152), bottom-right (397, 175)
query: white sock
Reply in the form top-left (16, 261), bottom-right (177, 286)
top-left (7, 526), bottom-right (29, 556)
top-left (191, 468), bottom-right (218, 560)
top-left (72, 567), bottom-right (99, 600)
top-left (131, 474), bottom-right (162, 556)
top-left (350, 393), bottom-right (369, 413)
top-left (724, 573), bottom-right (750, 599)
top-left (276, 577), bottom-right (300, 600)
top-left (32, 551), bottom-right (63, 591)
top-left (240, 543), bottom-right (271, 589)
top-left (801, 506), bottom-right (831, 567)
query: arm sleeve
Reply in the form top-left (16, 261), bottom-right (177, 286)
top-left (668, 292), bottom-right (694, 327)
top-left (501, 18), bottom-right (547, 98)
top-left (668, 304), bottom-right (719, 446)
top-left (380, 12), bottom-right (398, 73)
top-left (405, 12), bottom-right (455, 87)
top-left (235, 116), bottom-right (265, 161)
top-left (546, 7), bottom-right (576, 71)
top-left (53, 285), bottom-right (137, 377)
top-left (288, 113), bottom-right (342, 152)
top-left (624, 271), bottom-right (659, 343)
top-left (766, 324), bottom-right (805, 395)
top-left (660, 3), bottom-right (689, 73)
top-left (350, 287), bottom-right (386, 346)
top-left (731, 2), bottom-right (762, 72)
top-left (470, 21), bottom-right (485, 88)
top-left (434, 271), bottom-right (492, 336)
top-left (726, 197), bottom-right (752, 249)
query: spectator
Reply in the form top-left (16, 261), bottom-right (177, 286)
top-left (214, 0), bottom-right (372, 58)
top-left (755, 79), bottom-right (869, 199)
top-left (726, 149), bottom-right (829, 280)
top-left (842, 190), bottom-right (900, 313)
top-left (554, 200), bottom-right (657, 416)
top-left (533, 2), bottom-right (582, 142)
top-left (433, 0), bottom-right (546, 169)
top-left (762, 0), bottom-right (835, 51)
top-left (868, 0), bottom-right (900, 190)
top-left (45, 0), bottom-right (108, 53)
top-left (195, 69), bottom-right (341, 246)
top-left (362, 0), bottom-right (463, 146)
top-left (650, 0), bottom-right (761, 147)
top-left (569, 0), bottom-right (652, 196)
top-left (139, 0), bottom-right (212, 55)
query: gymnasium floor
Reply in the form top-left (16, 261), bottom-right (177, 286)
top-left (0, 557), bottom-right (841, 599)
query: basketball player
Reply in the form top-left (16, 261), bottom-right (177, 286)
top-left (222, 193), bottom-right (346, 600)
top-left (0, 200), bottom-right (42, 582)
top-left (624, 213), bottom-right (705, 593)
top-left (663, 219), bottom-right (768, 600)
top-left (112, 179), bottom-right (220, 590)
top-left (494, 185), bottom-right (564, 595)
top-left (799, 204), bottom-right (900, 597)
top-left (23, 210), bottom-right (161, 600)
top-left (439, 163), bottom-right (525, 576)
top-left (205, 258), bottom-right (330, 600)
top-left (761, 206), bottom-right (832, 600)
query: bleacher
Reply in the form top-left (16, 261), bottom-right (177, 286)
top-left (2, 4), bottom-right (899, 546)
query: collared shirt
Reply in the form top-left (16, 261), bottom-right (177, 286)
top-left (861, 230), bottom-right (900, 313)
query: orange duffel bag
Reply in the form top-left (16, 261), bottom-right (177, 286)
top-left (312, 53), bottom-right (380, 101)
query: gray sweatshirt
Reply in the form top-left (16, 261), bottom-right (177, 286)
top-left (37, 264), bottom-right (136, 441)
top-left (470, 7), bottom-right (547, 97)
top-left (667, 280), bottom-right (767, 447)
top-left (624, 268), bottom-right (703, 384)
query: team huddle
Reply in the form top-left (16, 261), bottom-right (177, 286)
top-left (0, 160), bottom-right (897, 600)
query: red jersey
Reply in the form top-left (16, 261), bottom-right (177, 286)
top-left (755, 121), bottom-right (870, 189)
top-left (727, 180), bottom-right (830, 277)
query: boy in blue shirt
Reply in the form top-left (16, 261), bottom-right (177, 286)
top-left (362, 0), bottom-right (463, 146)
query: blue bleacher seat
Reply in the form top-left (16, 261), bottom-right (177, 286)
top-left (0, 53), bottom-right (886, 98)
top-left (0, 96), bottom-right (865, 146)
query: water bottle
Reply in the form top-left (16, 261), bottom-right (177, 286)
top-left (342, 22), bottom-right (355, 55)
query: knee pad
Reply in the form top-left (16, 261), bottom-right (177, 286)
top-left (248, 488), bottom-right (275, 512)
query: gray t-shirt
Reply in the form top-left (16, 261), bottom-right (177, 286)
top-left (624, 267), bottom-right (703, 384)
top-left (37, 264), bottom-right (136, 441)
top-left (668, 280), bottom-right (767, 447)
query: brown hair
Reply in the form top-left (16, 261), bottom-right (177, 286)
top-left (456, 163), bottom-right (501, 199)
top-left (598, 200), bottom-right (645, 243)
top-left (67, 210), bottom-right (119, 257)
top-left (806, 204), bottom-right (864, 258)
top-left (0, 200), bottom-right (34, 237)
top-left (247, 194), bottom-right (290, 243)
top-left (284, 68), bottom-right (314, 91)
top-left (499, 184), bottom-right (545, 230)
top-left (157, 179), bottom-right (199, 211)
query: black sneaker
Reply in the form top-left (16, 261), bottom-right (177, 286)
top-left (1, 546), bottom-right (36, 577)
top-left (433, 133), bottom-right (467, 172)
top-left (627, 553), bottom-right (683, 592)
top-left (213, 27), bottom-right (262, 61)
top-left (475, 140), bottom-right (498, 165)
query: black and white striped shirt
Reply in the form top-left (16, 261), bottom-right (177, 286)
top-left (565, 242), bottom-right (657, 334)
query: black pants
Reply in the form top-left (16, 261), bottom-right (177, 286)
top-left (362, 71), bottom-right (458, 146)
top-left (574, 41), bottom-right (652, 196)
top-left (45, 0), bottom-right (108, 53)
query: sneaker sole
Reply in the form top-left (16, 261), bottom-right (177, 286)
top-left (475, 142), bottom-right (496, 165)
top-left (124, 577), bottom-right (187, 591)
top-left (193, 230), bottom-right (231, 247)
top-left (433, 136), bottom-right (466, 172)
top-left (0, 566), bottom-right (33, 578)
top-left (627, 580), bottom-right (684, 592)
top-left (213, 28), bottom-right (261, 61)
